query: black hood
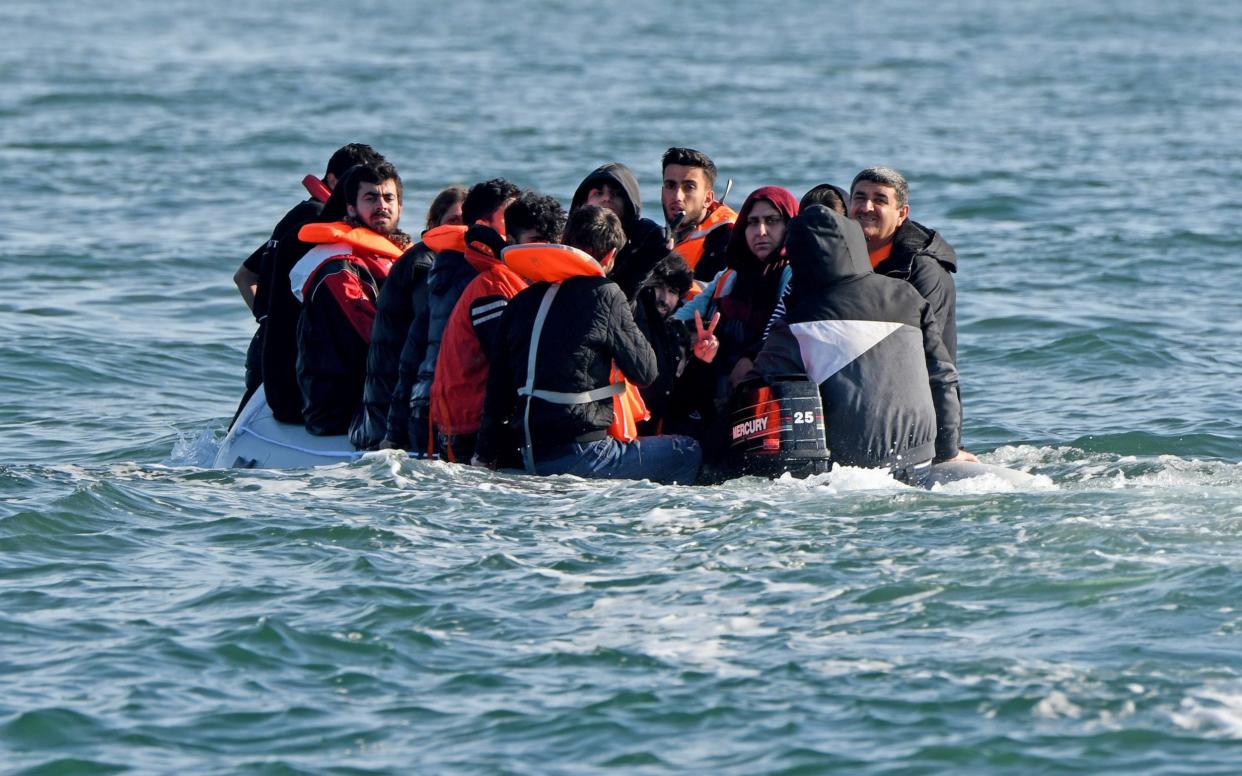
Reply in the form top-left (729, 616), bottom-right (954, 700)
top-left (784, 206), bottom-right (873, 318)
top-left (570, 163), bottom-right (642, 230)
top-left (787, 206), bottom-right (872, 284)
top-left (891, 219), bottom-right (958, 273)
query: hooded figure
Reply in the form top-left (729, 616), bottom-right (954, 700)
top-left (571, 162), bottom-right (669, 300)
top-left (674, 186), bottom-right (799, 377)
top-left (571, 163), bottom-right (644, 232)
top-left (751, 206), bottom-right (961, 472)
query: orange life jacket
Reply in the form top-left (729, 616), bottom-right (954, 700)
top-left (671, 202), bottom-right (738, 271)
top-left (503, 244), bottom-right (650, 448)
top-left (430, 251), bottom-right (528, 437)
top-left (868, 242), bottom-right (894, 269)
top-left (297, 221), bottom-right (406, 260)
top-left (422, 223), bottom-right (469, 254)
top-left (290, 221), bottom-right (402, 306)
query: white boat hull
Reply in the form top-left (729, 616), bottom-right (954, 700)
top-left (214, 386), bottom-right (363, 469)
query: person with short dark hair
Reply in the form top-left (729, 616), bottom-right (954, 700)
top-left (502, 191), bottom-right (567, 245)
top-left (476, 206), bottom-right (701, 484)
top-left (662, 147), bottom-right (737, 281)
top-left (393, 178), bottom-right (522, 453)
top-left (229, 143), bottom-right (384, 425)
top-left (749, 206), bottom-right (969, 476)
top-left (351, 184), bottom-right (470, 450)
top-left (799, 183), bottom-right (848, 215)
top-left (289, 161), bottom-right (411, 435)
top-left (849, 166), bottom-right (959, 362)
top-left (428, 192), bottom-right (566, 462)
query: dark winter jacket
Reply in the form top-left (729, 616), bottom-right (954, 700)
top-left (260, 233), bottom-right (318, 422)
top-left (632, 290), bottom-right (691, 435)
top-left (290, 223), bottom-right (400, 436)
top-left (238, 198), bottom-right (324, 398)
top-left (350, 240), bottom-right (435, 449)
top-left (875, 219), bottom-right (959, 362)
top-left (403, 226), bottom-right (501, 448)
top-left (250, 199), bottom-right (325, 319)
top-left (751, 206), bottom-right (961, 469)
top-left (477, 276), bottom-right (658, 463)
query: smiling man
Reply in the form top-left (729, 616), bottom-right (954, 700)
top-left (849, 166), bottom-right (960, 363)
top-left (289, 161), bottom-right (412, 435)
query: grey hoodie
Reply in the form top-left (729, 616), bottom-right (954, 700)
top-left (751, 206), bottom-right (961, 469)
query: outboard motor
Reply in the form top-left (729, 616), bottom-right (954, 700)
top-left (726, 377), bottom-right (830, 478)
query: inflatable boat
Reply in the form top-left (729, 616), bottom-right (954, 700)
top-left (217, 381), bottom-right (1041, 489)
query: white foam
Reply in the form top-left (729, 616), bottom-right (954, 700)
top-left (813, 658), bottom-right (896, 677)
top-left (1034, 690), bottom-right (1084, 720)
top-left (1171, 682), bottom-right (1242, 738)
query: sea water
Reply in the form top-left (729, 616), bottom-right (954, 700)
top-left (3, 0), bottom-right (1242, 772)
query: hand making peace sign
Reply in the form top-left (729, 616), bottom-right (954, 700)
top-left (693, 310), bottom-right (721, 363)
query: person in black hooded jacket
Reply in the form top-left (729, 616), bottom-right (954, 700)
top-left (749, 206), bottom-right (969, 478)
top-left (350, 185), bottom-right (466, 450)
top-left (569, 162), bottom-right (670, 300)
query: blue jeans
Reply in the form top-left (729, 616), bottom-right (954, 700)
top-left (534, 435), bottom-right (702, 485)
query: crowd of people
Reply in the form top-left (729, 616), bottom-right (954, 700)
top-left (229, 143), bottom-right (974, 485)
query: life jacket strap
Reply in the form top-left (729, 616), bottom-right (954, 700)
top-left (519, 382), bottom-right (624, 405)
top-left (521, 284), bottom-right (560, 475)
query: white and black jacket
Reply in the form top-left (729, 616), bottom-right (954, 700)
top-left (751, 207), bottom-right (961, 469)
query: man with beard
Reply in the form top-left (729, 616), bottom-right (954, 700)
top-left (662, 147), bottom-right (737, 281)
top-left (569, 162), bottom-right (670, 300)
top-left (229, 143), bottom-right (384, 424)
top-left (289, 161), bottom-right (413, 435)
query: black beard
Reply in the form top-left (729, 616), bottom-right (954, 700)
top-left (346, 215), bottom-right (413, 249)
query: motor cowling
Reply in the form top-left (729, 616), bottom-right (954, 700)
top-left (726, 377), bottom-right (830, 478)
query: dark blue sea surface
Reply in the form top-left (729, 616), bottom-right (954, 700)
top-left (3, 0), bottom-right (1242, 772)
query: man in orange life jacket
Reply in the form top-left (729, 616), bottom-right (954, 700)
top-left (430, 192), bottom-right (567, 463)
top-left (849, 166), bottom-right (959, 363)
top-left (289, 161), bottom-right (412, 435)
top-left (662, 147), bottom-right (737, 281)
top-left (229, 143), bottom-right (384, 423)
top-left (475, 206), bottom-right (702, 484)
